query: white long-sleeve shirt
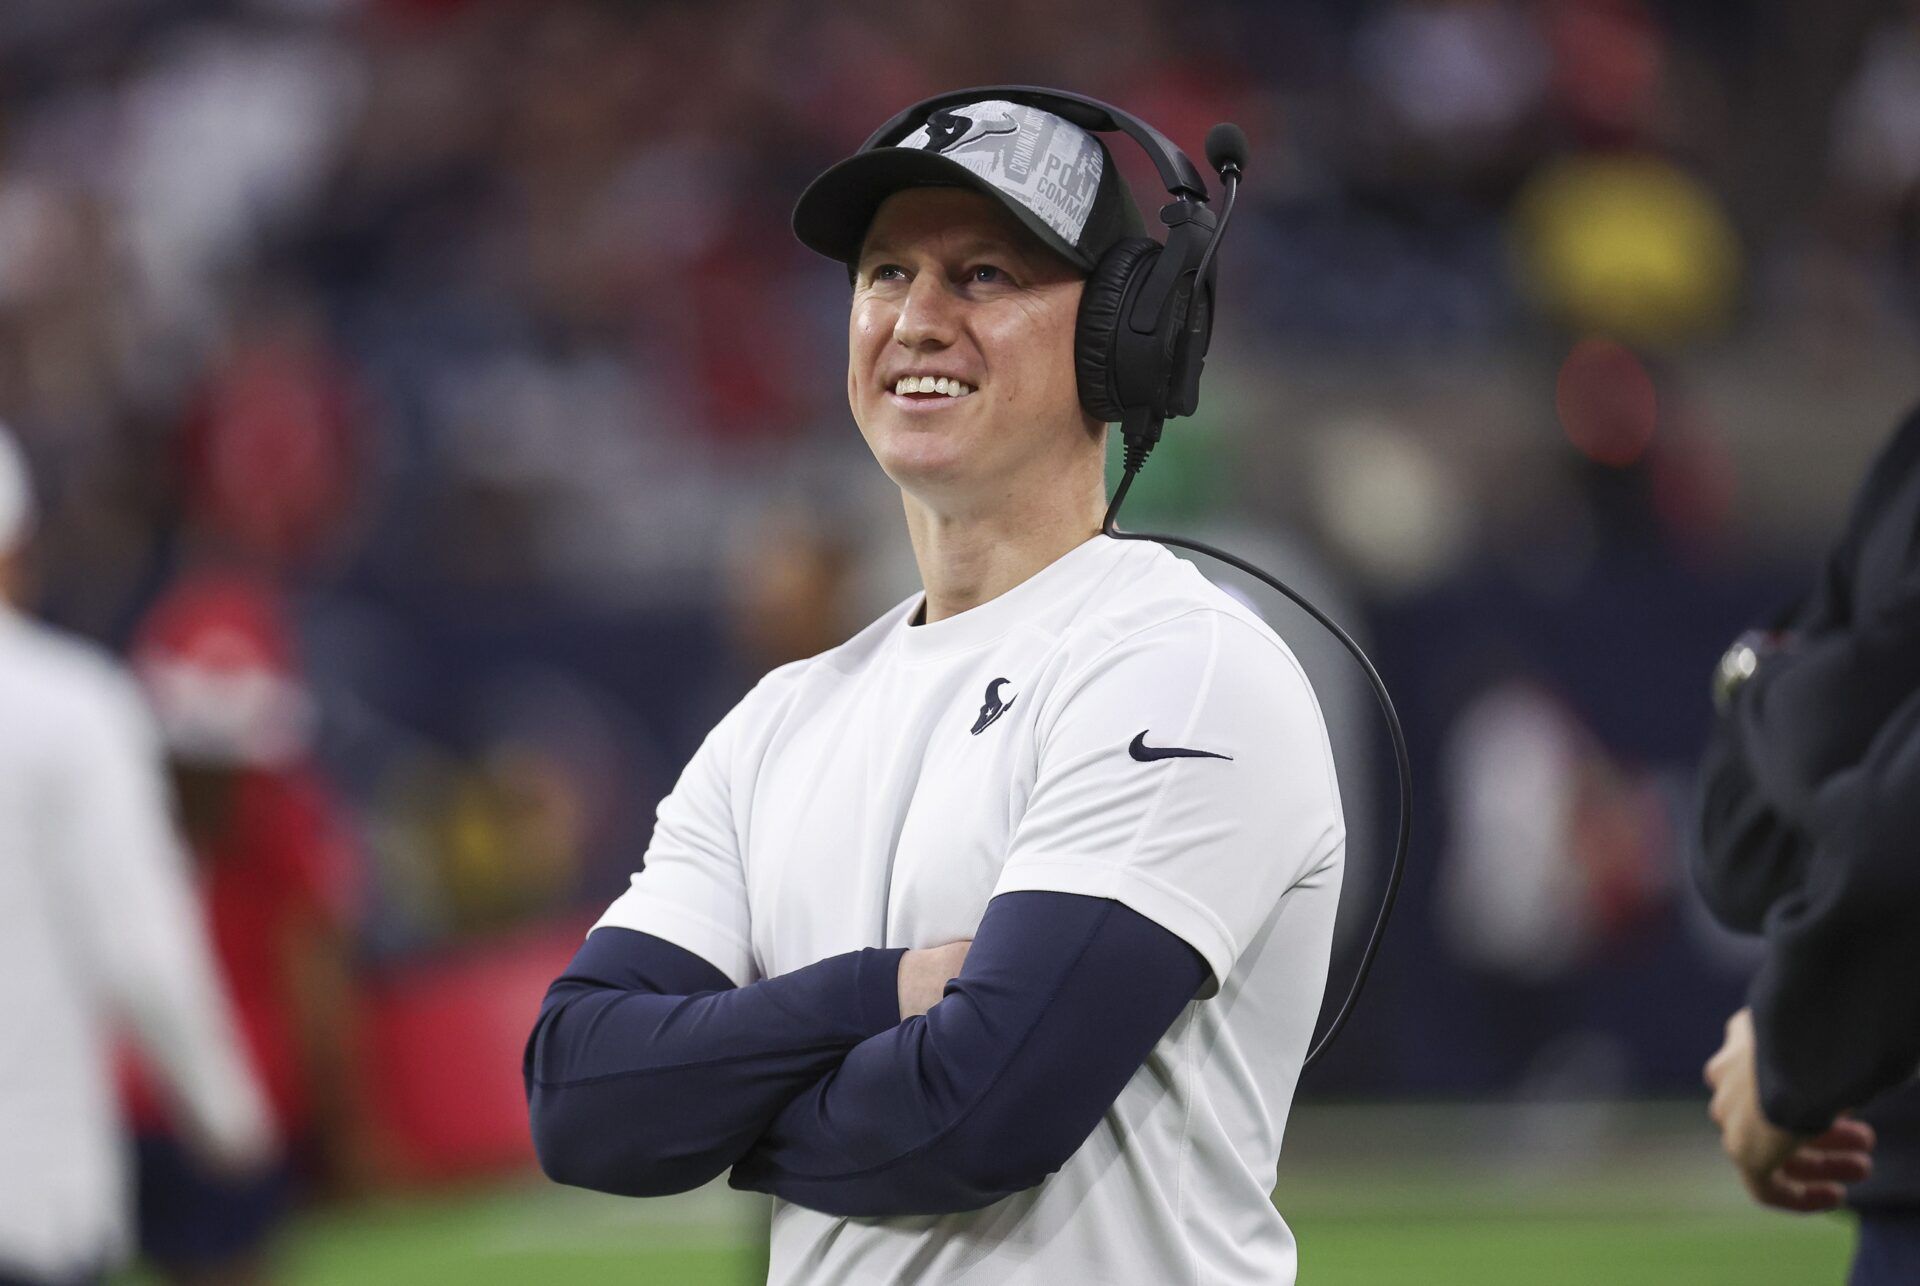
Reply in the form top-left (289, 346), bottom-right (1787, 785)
top-left (0, 604), bottom-right (275, 1278)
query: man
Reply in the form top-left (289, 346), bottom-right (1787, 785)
top-left (124, 570), bottom-right (374, 1285)
top-left (526, 95), bottom-right (1346, 1285)
top-left (1696, 406), bottom-right (1920, 1282)
top-left (0, 426), bottom-right (276, 1286)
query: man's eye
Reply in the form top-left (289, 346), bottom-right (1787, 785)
top-left (969, 265), bottom-right (1007, 284)
top-left (871, 264), bottom-right (906, 282)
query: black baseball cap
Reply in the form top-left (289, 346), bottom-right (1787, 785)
top-left (793, 96), bottom-right (1147, 273)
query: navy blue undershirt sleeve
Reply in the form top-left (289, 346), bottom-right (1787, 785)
top-left (728, 889), bottom-right (1211, 1217)
top-left (525, 929), bottom-right (905, 1197)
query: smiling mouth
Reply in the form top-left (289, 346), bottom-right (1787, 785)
top-left (890, 375), bottom-right (976, 399)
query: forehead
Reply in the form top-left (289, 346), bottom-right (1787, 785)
top-left (857, 188), bottom-right (1057, 266)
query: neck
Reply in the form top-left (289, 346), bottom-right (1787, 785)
top-left (903, 467), bottom-right (1106, 624)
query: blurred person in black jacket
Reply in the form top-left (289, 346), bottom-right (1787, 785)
top-left (1697, 407), bottom-right (1920, 1283)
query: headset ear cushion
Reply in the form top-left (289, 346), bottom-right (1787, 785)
top-left (1075, 236), bottom-right (1160, 423)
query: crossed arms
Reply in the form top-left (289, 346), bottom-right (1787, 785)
top-left (1694, 501), bottom-right (1920, 1132)
top-left (523, 889), bottom-right (1208, 1216)
top-left (526, 611), bottom-right (1333, 1214)
top-left (1694, 416), bottom-right (1920, 1213)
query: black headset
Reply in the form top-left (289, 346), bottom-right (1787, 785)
top-left (861, 86), bottom-right (1410, 1074)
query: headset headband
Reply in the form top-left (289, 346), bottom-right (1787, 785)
top-left (860, 84), bottom-right (1213, 202)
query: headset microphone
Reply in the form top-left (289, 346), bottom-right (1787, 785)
top-left (1191, 124), bottom-right (1245, 312)
top-left (1205, 122), bottom-right (1249, 178)
top-left (1149, 123), bottom-right (1249, 477)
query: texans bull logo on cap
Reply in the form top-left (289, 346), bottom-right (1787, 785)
top-left (923, 108), bottom-right (1019, 154)
top-left (899, 99), bottom-right (1104, 246)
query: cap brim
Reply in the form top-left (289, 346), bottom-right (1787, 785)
top-left (792, 148), bottom-right (1094, 272)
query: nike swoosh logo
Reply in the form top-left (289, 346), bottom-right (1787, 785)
top-left (1129, 731), bottom-right (1232, 762)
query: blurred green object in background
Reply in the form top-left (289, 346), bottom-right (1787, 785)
top-left (1103, 411), bottom-right (1229, 527)
top-left (111, 1103), bottom-right (1851, 1286)
top-left (1274, 1102), bottom-right (1853, 1286)
top-left (116, 1180), bottom-right (770, 1286)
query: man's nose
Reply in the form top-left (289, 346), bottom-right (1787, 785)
top-left (893, 270), bottom-right (958, 350)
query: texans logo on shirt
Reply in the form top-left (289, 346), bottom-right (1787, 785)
top-left (970, 677), bottom-right (1017, 735)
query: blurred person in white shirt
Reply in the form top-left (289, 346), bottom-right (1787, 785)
top-left (0, 425), bottom-right (276, 1286)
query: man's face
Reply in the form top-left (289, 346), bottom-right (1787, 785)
top-left (848, 188), bottom-right (1096, 507)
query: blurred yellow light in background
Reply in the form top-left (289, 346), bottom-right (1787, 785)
top-left (1515, 153), bottom-right (1744, 347)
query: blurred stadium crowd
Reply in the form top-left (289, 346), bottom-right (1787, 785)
top-left (4, 0), bottom-right (1920, 1162)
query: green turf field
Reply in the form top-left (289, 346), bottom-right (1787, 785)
top-left (116, 1103), bottom-right (1855, 1284)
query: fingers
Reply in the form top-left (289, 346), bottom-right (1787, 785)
top-left (1780, 1148), bottom-right (1873, 1185)
top-left (1746, 1169), bottom-right (1848, 1214)
top-left (1811, 1119), bottom-right (1877, 1153)
top-left (1699, 1011), bottom-right (1870, 1214)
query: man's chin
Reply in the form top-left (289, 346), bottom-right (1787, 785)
top-left (878, 456), bottom-right (971, 498)
top-left (862, 406), bottom-right (965, 457)
top-left (870, 438), bottom-right (986, 503)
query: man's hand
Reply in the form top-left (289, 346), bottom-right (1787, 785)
top-left (897, 940), bottom-right (971, 1020)
top-left (1705, 1007), bottom-right (1875, 1211)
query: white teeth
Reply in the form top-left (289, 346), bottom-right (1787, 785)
top-left (892, 375), bottom-right (975, 397)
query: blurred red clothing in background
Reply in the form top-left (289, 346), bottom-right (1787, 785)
top-left (123, 769), bottom-right (359, 1143)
